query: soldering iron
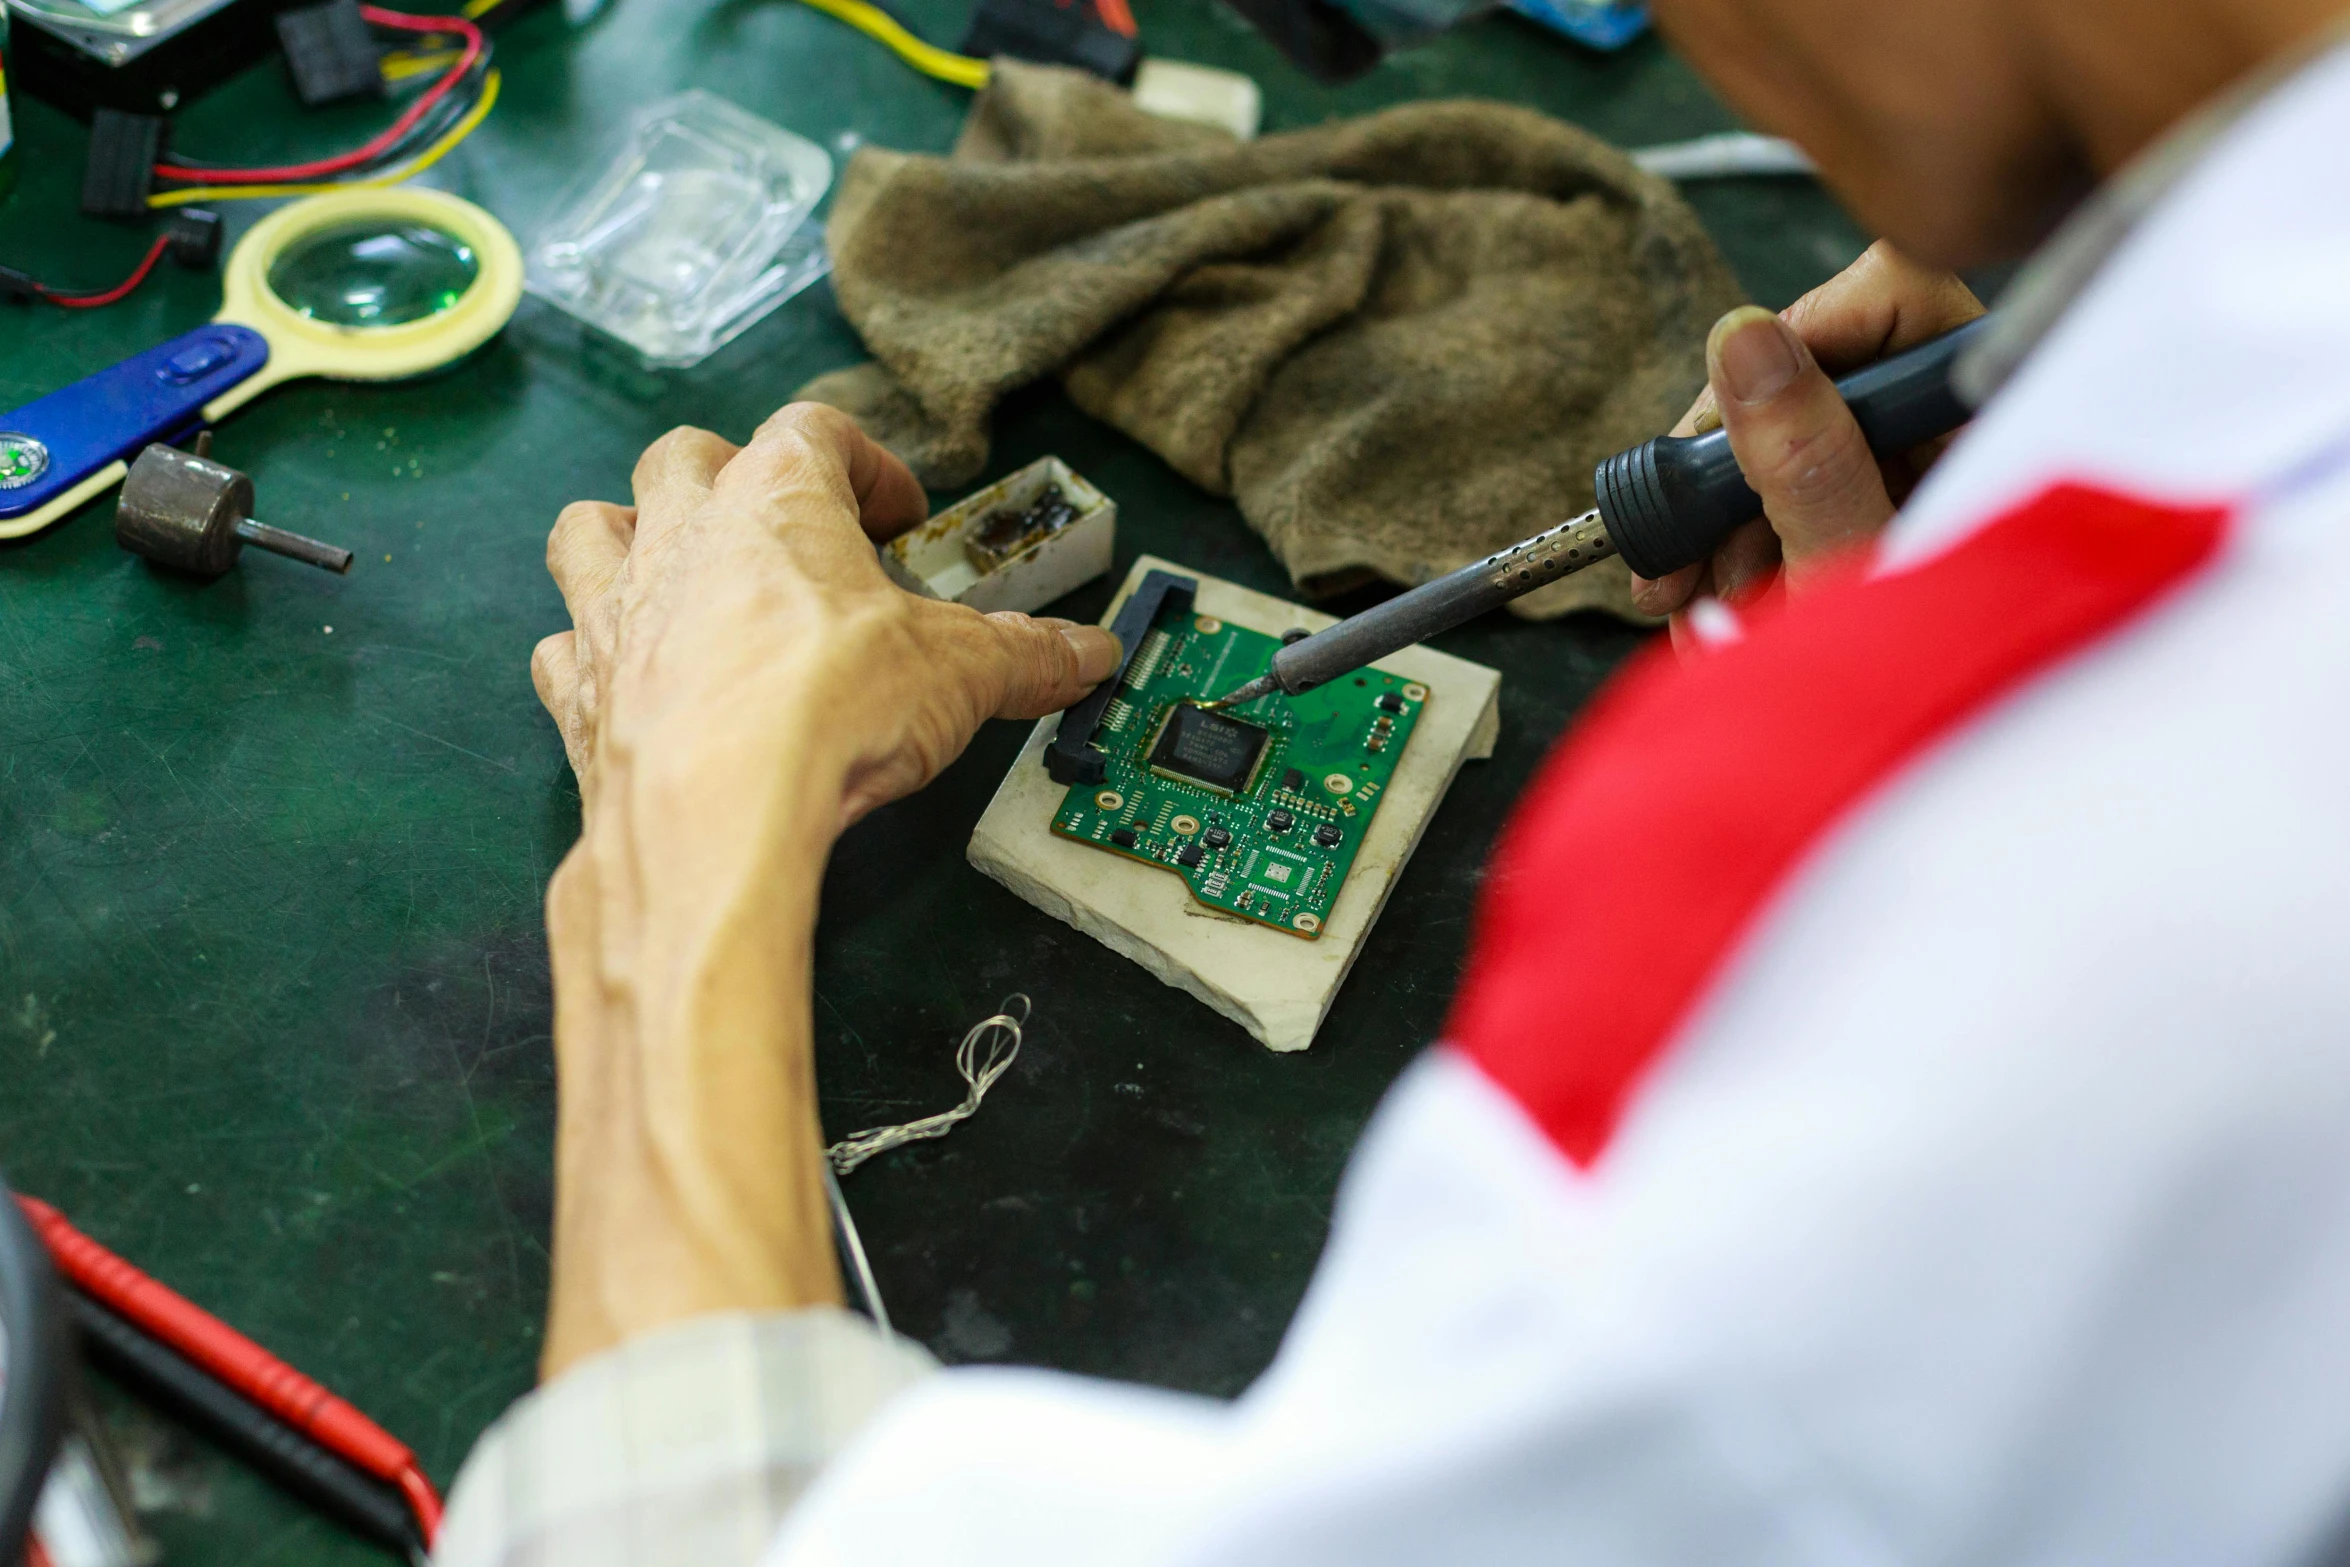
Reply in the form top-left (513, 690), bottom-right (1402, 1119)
top-left (1209, 314), bottom-right (1993, 709)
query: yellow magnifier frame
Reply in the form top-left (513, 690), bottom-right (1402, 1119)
top-left (205, 185), bottom-right (526, 421)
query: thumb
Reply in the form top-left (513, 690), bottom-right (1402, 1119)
top-left (1708, 305), bottom-right (1895, 587)
top-left (982, 614), bottom-right (1124, 719)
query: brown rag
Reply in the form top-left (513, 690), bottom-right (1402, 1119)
top-left (798, 62), bottom-right (1744, 620)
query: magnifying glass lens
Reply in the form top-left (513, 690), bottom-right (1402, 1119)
top-left (266, 220), bottom-right (481, 328)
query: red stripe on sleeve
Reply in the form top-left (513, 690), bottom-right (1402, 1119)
top-left (1445, 484), bottom-right (2228, 1167)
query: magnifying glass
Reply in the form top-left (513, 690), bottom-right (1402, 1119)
top-left (0, 186), bottom-right (522, 539)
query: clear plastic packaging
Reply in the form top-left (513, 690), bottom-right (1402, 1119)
top-left (525, 90), bottom-right (832, 369)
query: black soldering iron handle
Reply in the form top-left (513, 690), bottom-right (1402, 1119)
top-left (1594, 313), bottom-right (1993, 580)
top-left (1226, 314), bottom-right (1996, 707)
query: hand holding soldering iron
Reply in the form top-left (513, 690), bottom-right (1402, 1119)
top-left (1212, 246), bottom-right (1989, 706)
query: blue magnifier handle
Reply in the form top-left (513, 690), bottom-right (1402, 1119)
top-left (0, 324), bottom-right (272, 529)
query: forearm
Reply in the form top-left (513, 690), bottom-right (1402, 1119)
top-left (524, 405), bottom-right (1117, 1381)
top-left (541, 698), bottom-right (850, 1378)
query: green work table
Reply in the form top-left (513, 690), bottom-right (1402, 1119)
top-left (0, 6), bottom-right (1866, 1559)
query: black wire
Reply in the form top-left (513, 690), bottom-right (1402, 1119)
top-left (1, 264), bottom-right (55, 303)
top-left (67, 1292), bottom-right (425, 1562)
top-left (0, 1180), bottom-right (68, 1566)
top-left (156, 51), bottom-right (493, 177)
top-left (0, 234), bottom-right (175, 309)
top-left (364, 60), bottom-right (493, 165)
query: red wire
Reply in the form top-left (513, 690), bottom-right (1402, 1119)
top-left (397, 1465), bottom-right (446, 1538)
top-left (27, 1534), bottom-right (57, 1567)
top-left (39, 233), bottom-right (173, 309)
top-left (12, 1195), bottom-right (446, 1548)
top-left (152, 7), bottom-right (483, 185)
top-left (1093, 0), bottom-right (1137, 36)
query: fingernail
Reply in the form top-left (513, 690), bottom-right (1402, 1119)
top-left (1061, 625), bottom-right (1123, 683)
top-left (1709, 306), bottom-right (1802, 405)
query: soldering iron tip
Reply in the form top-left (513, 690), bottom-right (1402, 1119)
top-left (1205, 674), bottom-right (1279, 710)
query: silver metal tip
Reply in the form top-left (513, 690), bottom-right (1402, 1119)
top-left (1203, 673), bottom-right (1277, 710)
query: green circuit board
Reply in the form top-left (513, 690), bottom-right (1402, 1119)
top-left (1050, 603), bottom-right (1426, 939)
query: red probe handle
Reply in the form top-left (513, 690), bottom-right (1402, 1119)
top-left (13, 1195), bottom-right (419, 1482)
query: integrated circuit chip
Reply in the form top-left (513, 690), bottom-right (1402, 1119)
top-left (1051, 594), bottom-right (1427, 939)
top-left (1147, 704), bottom-right (1269, 795)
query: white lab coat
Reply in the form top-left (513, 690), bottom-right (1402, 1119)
top-left (438, 36), bottom-right (2350, 1567)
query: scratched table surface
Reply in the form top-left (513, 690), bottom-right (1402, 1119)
top-left (0, 3), bottom-right (1869, 1558)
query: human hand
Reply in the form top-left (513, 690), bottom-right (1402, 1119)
top-left (1628, 242), bottom-right (1985, 642)
top-left (526, 405), bottom-right (1120, 1376)
top-left (531, 402), bottom-right (1122, 835)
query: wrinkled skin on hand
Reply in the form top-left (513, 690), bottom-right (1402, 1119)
top-left (1628, 242), bottom-right (1986, 652)
top-left (526, 403), bottom-right (1119, 1376)
top-left (531, 402), bottom-right (1121, 835)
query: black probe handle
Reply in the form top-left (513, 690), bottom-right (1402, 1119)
top-left (69, 1292), bottom-right (426, 1560)
top-left (1594, 313), bottom-right (1993, 580)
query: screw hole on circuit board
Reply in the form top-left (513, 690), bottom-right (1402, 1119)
top-left (1096, 790), bottom-right (1124, 810)
top-left (1293, 913), bottom-right (1321, 933)
top-left (1325, 773), bottom-right (1354, 794)
top-left (1403, 683), bottom-right (1429, 702)
top-left (1171, 814), bottom-right (1201, 836)
top-left (1194, 616), bottom-right (1223, 634)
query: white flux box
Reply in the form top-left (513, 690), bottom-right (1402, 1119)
top-left (968, 555), bottom-right (1502, 1053)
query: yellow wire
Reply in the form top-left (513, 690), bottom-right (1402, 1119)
top-left (150, 69), bottom-right (502, 207)
top-left (401, 0), bottom-right (979, 96)
top-left (379, 49), bottom-right (457, 82)
top-left (791, 0), bottom-right (990, 88)
top-left (380, 0), bottom-right (495, 84)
